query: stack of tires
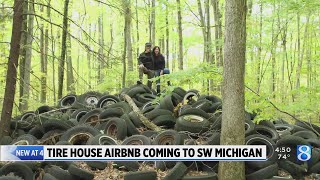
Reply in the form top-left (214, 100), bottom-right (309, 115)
top-left (1, 84), bottom-right (319, 180)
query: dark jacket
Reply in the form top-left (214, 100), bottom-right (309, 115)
top-left (138, 51), bottom-right (153, 70)
top-left (152, 54), bottom-right (165, 70)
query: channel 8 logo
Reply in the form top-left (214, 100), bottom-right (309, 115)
top-left (297, 145), bottom-right (312, 161)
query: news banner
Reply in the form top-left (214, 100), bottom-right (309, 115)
top-left (0, 145), bottom-right (312, 161)
top-left (0, 145), bottom-right (268, 161)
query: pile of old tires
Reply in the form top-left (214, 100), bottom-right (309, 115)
top-left (0, 83), bottom-right (319, 180)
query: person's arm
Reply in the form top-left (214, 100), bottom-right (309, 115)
top-left (138, 53), bottom-right (144, 67)
top-left (160, 55), bottom-right (165, 75)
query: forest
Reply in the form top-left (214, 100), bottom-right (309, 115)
top-left (0, 0), bottom-right (319, 123)
top-left (0, 0), bottom-right (320, 179)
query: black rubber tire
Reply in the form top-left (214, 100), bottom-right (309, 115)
top-left (152, 114), bottom-right (176, 127)
top-left (43, 161), bottom-right (74, 170)
top-left (308, 148), bottom-right (320, 169)
top-left (77, 91), bottom-right (103, 107)
top-left (204, 132), bottom-right (220, 145)
top-left (79, 109), bottom-right (103, 126)
top-left (254, 125), bottom-right (279, 142)
top-left (307, 138), bottom-right (320, 148)
top-left (245, 119), bottom-right (255, 136)
top-left (121, 114), bottom-right (140, 136)
top-left (207, 102), bottom-right (222, 113)
top-left (124, 171), bottom-right (157, 180)
top-left (126, 86), bottom-right (147, 98)
top-left (295, 121), bottom-right (320, 134)
top-left (142, 102), bottom-right (159, 111)
top-left (58, 94), bottom-right (77, 108)
top-left (141, 130), bottom-right (158, 139)
top-left (42, 119), bottom-right (72, 133)
top-left (198, 95), bottom-right (221, 103)
top-left (60, 125), bottom-right (100, 145)
top-left (43, 173), bottom-right (58, 180)
top-left (128, 111), bottom-right (144, 128)
top-left (28, 125), bottom-right (45, 139)
top-left (292, 130), bottom-right (318, 139)
top-left (0, 176), bottom-right (24, 180)
top-left (86, 161), bottom-right (107, 170)
top-left (122, 135), bottom-right (151, 145)
top-left (99, 108), bottom-right (124, 119)
top-left (164, 162), bottom-right (188, 180)
top-left (96, 95), bottom-right (120, 108)
top-left (181, 173), bottom-right (218, 180)
top-left (35, 105), bottom-right (53, 114)
top-left (245, 134), bottom-right (277, 170)
top-left (159, 95), bottom-right (177, 112)
top-left (132, 98), bottom-right (144, 107)
top-left (70, 109), bottom-right (89, 122)
top-left (246, 163), bottom-right (278, 180)
top-left (276, 135), bottom-right (310, 164)
top-left (42, 129), bottom-right (65, 139)
top-left (137, 93), bottom-right (157, 103)
top-left (274, 124), bottom-right (293, 137)
top-left (154, 161), bottom-right (166, 171)
top-left (0, 136), bottom-right (13, 145)
top-left (141, 105), bottom-right (158, 114)
top-left (108, 101), bottom-right (131, 114)
top-left (87, 134), bottom-right (117, 145)
top-left (172, 87), bottom-right (187, 97)
top-left (103, 117), bottom-right (127, 140)
top-left (68, 164), bottom-right (94, 180)
top-left (273, 119), bottom-right (289, 124)
top-left (310, 161), bottom-right (320, 173)
top-left (0, 162), bottom-right (34, 180)
top-left (191, 99), bottom-right (213, 113)
top-left (56, 141), bottom-right (72, 145)
top-left (46, 166), bottom-right (74, 180)
top-left (154, 130), bottom-right (183, 145)
top-left (179, 108), bottom-right (209, 119)
top-left (258, 120), bottom-right (276, 130)
top-left (175, 115), bottom-right (210, 134)
top-left (278, 160), bottom-right (307, 179)
top-left (145, 109), bottom-right (173, 120)
top-left (182, 90), bottom-right (200, 105)
top-left (113, 161), bottom-right (140, 171)
top-left (11, 134), bottom-right (37, 145)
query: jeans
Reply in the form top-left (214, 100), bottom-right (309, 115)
top-left (139, 66), bottom-right (154, 89)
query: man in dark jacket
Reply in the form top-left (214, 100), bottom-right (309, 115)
top-left (138, 42), bottom-right (154, 88)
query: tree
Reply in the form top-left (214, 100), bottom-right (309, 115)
top-left (18, 0), bottom-right (28, 112)
top-left (176, 0), bottom-right (183, 70)
top-left (58, 0), bottom-right (69, 99)
top-left (0, 0), bottom-right (24, 139)
top-left (218, 0), bottom-right (247, 179)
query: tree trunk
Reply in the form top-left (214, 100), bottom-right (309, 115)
top-left (87, 23), bottom-right (92, 89)
top-left (42, 0), bottom-right (50, 103)
top-left (0, 0), bottom-right (24, 138)
top-left (296, 14), bottom-right (310, 89)
top-left (125, 0), bottom-right (133, 72)
top-left (176, 0), bottom-right (183, 70)
top-left (212, 0), bottom-right (223, 66)
top-left (218, 0), bottom-right (246, 179)
top-left (24, 0), bottom-right (34, 105)
top-left (58, 0), bottom-right (69, 99)
top-left (40, 5), bottom-right (46, 103)
top-left (66, 31), bottom-right (75, 93)
top-left (197, 0), bottom-right (206, 63)
top-left (19, 0), bottom-right (27, 112)
top-left (165, 3), bottom-right (169, 68)
top-left (135, 0), bottom-right (139, 59)
top-left (205, 0), bottom-right (214, 92)
top-left (98, 14), bottom-right (104, 82)
top-left (257, 2), bottom-right (262, 93)
top-left (151, 0), bottom-right (155, 45)
top-left (270, 0), bottom-right (277, 98)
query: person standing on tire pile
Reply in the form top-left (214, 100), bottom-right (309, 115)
top-left (152, 46), bottom-right (165, 95)
top-left (137, 42), bottom-right (154, 89)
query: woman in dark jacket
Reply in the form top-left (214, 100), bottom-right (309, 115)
top-left (152, 46), bottom-right (165, 94)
